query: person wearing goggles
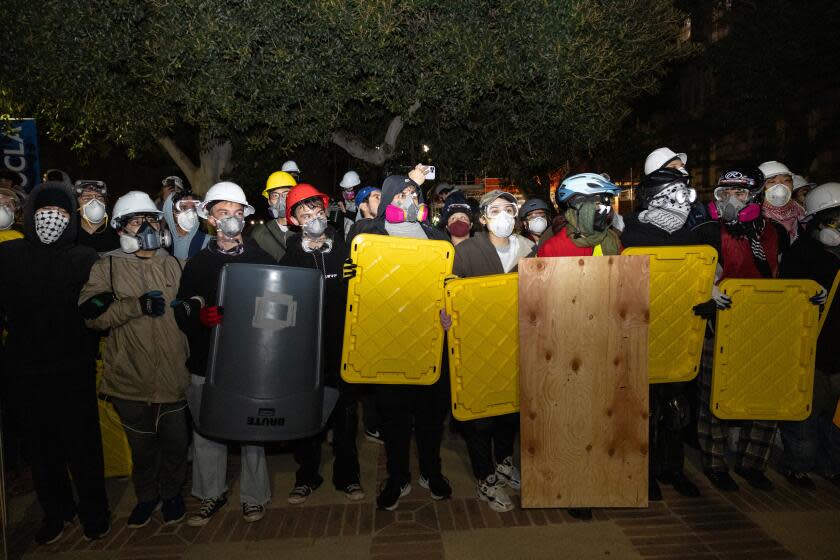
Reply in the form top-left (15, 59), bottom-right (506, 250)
top-left (163, 190), bottom-right (209, 259)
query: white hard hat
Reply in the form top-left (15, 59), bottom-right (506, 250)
top-left (804, 182), bottom-right (840, 216)
top-left (792, 174), bottom-right (816, 191)
top-left (281, 160), bottom-right (300, 174)
top-left (339, 170), bottom-right (361, 189)
top-left (758, 161), bottom-right (792, 181)
top-left (198, 181), bottom-right (255, 219)
top-left (111, 191), bottom-right (163, 229)
top-left (644, 147), bottom-right (687, 176)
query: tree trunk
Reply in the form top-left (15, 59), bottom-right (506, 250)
top-left (156, 135), bottom-right (233, 195)
top-left (331, 101), bottom-right (421, 166)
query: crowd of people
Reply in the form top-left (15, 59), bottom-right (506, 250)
top-left (0, 148), bottom-right (838, 546)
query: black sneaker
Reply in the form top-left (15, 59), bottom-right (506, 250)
top-left (242, 503), bottom-right (266, 522)
top-left (568, 508), bottom-right (592, 520)
top-left (658, 470), bottom-right (701, 498)
top-left (704, 469), bottom-right (739, 492)
top-left (419, 474), bottom-right (452, 500)
top-left (734, 467), bottom-right (774, 491)
top-left (288, 481), bottom-right (321, 505)
top-left (187, 494), bottom-right (228, 527)
top-left (127, 499), bottom-right (161, 529)
top-left (83, 517), bottom-right (111, 541)
top-left (162, 495), bottom-right (186, 525)
top-left (784, 470), bottom-right (816, 491)
top-left (34, 519), bottom-right (67, 546)
top-left (341, 483), bottom-right (366, 502)
top-left (376, 479), bottom-right (411, 511)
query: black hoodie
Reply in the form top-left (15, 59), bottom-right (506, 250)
top-left (349, 175), bottom-right (449, 245)
top-left (0, 182), bottom-right (99, 376)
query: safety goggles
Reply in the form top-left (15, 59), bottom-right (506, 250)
top-left (124, 214), bottom-right (163, 228)
top-left (652, 183), bottom-right (697, 205)
top-left (484, 203), bottom-right (518, 218)
top-left (267, 190), bottom-right (289, 203)
top-left (714, 187), bottom-right (750, 202)
top-left (74, 180), bottom-right (107, 196)
top-left (174, 199), bottom-right (199, 212)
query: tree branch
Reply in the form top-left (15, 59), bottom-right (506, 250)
top-left (156, 135), bottom-right (198, 178)
top-left (331, 100), bottom-right (421, 165)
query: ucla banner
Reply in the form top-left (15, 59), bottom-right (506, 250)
top-left (2, 119), bottom-right (41, 193)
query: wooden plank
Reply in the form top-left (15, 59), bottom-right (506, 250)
top-left (518, 255), bottom-right (650, 508)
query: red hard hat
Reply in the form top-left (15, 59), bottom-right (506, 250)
top-left (285, 183), bottom-right (330, 223)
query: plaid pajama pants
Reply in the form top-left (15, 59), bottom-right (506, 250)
top-left (696, 335), bottom-right (778, 472)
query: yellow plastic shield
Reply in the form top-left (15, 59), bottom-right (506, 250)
top-left (341, 234), bottom-right (454, 385)
top-left (622, 245), bottom-right (718, 383)
top-left (711, 278), bottom-right (821, 421)
top-left (445, 273), bottom-right (519, 421)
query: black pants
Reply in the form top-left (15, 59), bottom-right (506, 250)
top-left (649, 383), bottom-right (690, 479)
top-left (458, 413), bottom-right (519, 480)
top-left (361, 386), bottom-right (382, 433)
top-left (376, 368), bottom-right (450, 485)
top-left (12, 369), bottom-right (110, 525)
top-left (1, 362), bottom-right (26, 471)
top-left (293, 380), bottom-right (361, 489)
top-left (110, 398), bottom-right (189, 502)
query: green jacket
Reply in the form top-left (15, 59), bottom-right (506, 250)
top-left (250, 219), bottom-right (292, 262)
top-left (79, 249), bottom-right (189, 403)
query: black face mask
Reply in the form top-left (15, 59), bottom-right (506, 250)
top-left (135, 221), bottom-right (171, 250)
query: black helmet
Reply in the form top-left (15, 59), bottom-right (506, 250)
top-left (715, 166), bottom-right (765, 201)
top-left (638, 168), bottom-right (690, 210)
top-left (518, 198), bottom-right (550, 220)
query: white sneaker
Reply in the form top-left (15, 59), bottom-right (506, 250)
top-left (495, 457), bottom-right (521, 490)
top-left (477, 474), bottom-right (514, 513)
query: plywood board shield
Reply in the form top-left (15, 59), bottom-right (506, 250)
top-left (519, 256), bottom-right (650, 509)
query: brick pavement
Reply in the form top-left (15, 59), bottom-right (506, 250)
top-left (8, 440), bottom-right (840, 559)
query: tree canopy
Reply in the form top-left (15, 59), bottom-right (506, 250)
top-left (1, 0), bottom-right (688, 193)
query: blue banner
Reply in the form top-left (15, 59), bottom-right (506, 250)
top-left (2, 119), bottom-right (41, 193)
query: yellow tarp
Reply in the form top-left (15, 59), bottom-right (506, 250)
top-left (341, 234), bottom-right (454, 385)
top-left (445, 274), bottom-right (519, 420)
top-left (711, 278), bottom-right (820, 421)
top-left (622, 245), bottom-right (717, 384)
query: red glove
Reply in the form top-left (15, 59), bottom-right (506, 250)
top-left (199, 305), bottom-right (224, 327)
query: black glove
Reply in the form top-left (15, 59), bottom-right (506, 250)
top-left (79, 292), bottom-right (116, 320)
top-left (692, 299), bottom-right (717, 321)
top-left (139, 290), bottom-right (166, 317)
top-left (171, 297), bottom-right (201, 325)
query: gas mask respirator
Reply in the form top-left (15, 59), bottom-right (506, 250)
top-left (120, 222), bottom-right (171, 253)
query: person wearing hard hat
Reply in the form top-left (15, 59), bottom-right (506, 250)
top-left (278, 184), bottom-right (365, 504)
top-left (338, 170), bottom-right (362, 236)
top-left (282, 160), bottom-right (301, 182)
top-left (79, 190), bottom-right (190, 529)
top-left (172, 182), bottom-right (275, 526)
top-left (792, 174), bottom-right (816, 209)
top-left (759, 160), bottom-right (804, 242)
top-left (0, 181), bottom-right (111, 544)
top-left (778, 182), bottom-right (840, 491)
top-left (692, 166), bottom-right (811, 494)
top-left (250, 171), bottom-right (297, 261)
top-left (74, 180), bottom-right (120, 254)
top-left (643, 147), bottom-right (688, 177)
top-left (621, 167), bottom-right (704, 501)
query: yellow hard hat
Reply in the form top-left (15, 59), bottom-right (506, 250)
top-left (262, 171), bottom-right (297, 199)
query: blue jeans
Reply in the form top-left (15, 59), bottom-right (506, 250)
top-left (779, 369), bottom-right (840, 477)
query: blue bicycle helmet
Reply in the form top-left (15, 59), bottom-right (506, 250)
top-left (555, 173), bottom-right (620, 205)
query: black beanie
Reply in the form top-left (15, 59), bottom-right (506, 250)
top-left (34, 186), bottom-right (73, 214)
